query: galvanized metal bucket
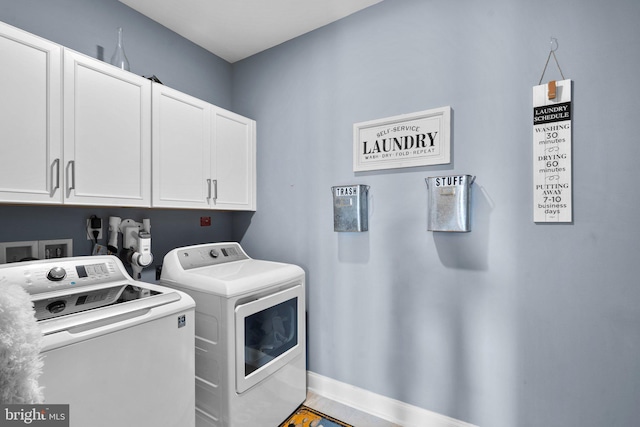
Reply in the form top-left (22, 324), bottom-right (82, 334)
top-left (331, 184), bottom-right (369, 232)
top-left (425, 175), bottom-right (475, 232)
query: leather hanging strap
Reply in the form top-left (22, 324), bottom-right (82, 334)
top-left (548, 80), bottom-right (557, 100)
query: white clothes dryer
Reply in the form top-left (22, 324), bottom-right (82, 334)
top-left (160, 242), bottom-right (306, 427)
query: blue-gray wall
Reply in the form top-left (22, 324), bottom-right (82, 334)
top-left (2, 1), bottom-right (640, 426)
top-left (0, 0), bottom-right (237, 267)
top-left (232, 1), bottom-right (640, 426)
top-left (0, 0), bottom-right (232, 107)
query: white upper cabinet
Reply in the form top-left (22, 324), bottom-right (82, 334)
top-left (0, 21), bottom-right (254, 210)
top-left (212, 106), bottom-right (256, 211)
top-left (152, 84), bottom-right (256, 211)
top-left (63, 49), bottom-right (151, 207)
top-left (152, 84), bottom-right (211, 209)
top-left (0, 22), bottom-right (62, 204)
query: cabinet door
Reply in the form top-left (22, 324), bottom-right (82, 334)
top-left (152, 84), bottom-right (211, 209)
top-left (211, 107), bottom-right (256, 211)
top-left (0, 22), bottom-right (62, 204)
top-left (63, 49), bottom-right (151, 207)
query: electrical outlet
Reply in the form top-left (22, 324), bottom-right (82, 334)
top-left (86, 218), bottom-right (103, 240)
top-left (200, 216), bottom-right (211, 227)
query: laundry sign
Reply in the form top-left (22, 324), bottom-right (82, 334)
top-left (532, 79), bottom-right (572, 222)
top-left (353, 107), bottom-right (451, 172)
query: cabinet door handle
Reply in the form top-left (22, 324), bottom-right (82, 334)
top-left (212, 179), bottom-right (218, 202)
top-left (51, 158), bottom-right (60, 195)
top-left (67, 161), bottom-right (76, 192)
top-left (206, 179), bottom-right (212, 201)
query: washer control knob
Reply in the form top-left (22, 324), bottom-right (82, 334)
top-left (209, 249), bottom-right (219, 258)
top-left (46, 300), bottom-right (66, 314)
top-left (47, 267), bottom-right (66, 281)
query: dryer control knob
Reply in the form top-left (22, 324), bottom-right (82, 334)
top-left (209, 249), bottom-right (219, 258)
top-left (47, 267), bottom-right (66, 281)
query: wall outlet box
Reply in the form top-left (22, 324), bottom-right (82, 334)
top-left (86, 219), bottom-right (103, 240)
top-left (0, 241), bottom-right (38, 263)
top-left (39, 239), bottom-right (73, 259)
top-left (200, 216), bottom-right (211, 227)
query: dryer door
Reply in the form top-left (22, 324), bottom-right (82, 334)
top-left (235, 283), bottom-right (304, 393)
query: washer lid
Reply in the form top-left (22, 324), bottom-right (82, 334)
top-left (0, 255), bottom-right (195, 321)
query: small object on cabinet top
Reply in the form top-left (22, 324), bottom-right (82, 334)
top-left (144, 75), bottom-right (163, 84)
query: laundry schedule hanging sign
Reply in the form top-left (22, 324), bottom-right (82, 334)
top-left (532, 79), bottom-right (573, 223)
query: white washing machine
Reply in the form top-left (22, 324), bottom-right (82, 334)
top-left (160, 242), bottom-right (306, 427)
top-left (0, 255), bottom-right (196, 427)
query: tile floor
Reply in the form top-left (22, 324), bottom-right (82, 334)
top-left (303, 390), bottom-right (402, 427)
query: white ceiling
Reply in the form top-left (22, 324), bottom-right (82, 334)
top-left (118, 0), bottom-right (383, 63)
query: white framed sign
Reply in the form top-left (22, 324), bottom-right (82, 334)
top-left (353, 107), bottom-right (451, 172)
top-left (532, 79), bottom-right (572, 222)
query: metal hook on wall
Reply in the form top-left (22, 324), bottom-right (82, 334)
top-left (538, 37), bottom-right (566, 99)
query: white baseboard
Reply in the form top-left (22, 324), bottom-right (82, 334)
top-left (306, 371), bottom-right (478, 427)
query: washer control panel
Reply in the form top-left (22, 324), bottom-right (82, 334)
top-left (0, 255), bottom-right (135, 320)
top-left (0, 258), bottom-right (124, 296)
top-left (176, 242), bottom-right (249, 270)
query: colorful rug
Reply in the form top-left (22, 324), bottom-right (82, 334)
top-left (280, 405), bottom-right (353, 427)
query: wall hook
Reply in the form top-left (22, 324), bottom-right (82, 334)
top-left (538, 37), bottom-right (566, 86)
